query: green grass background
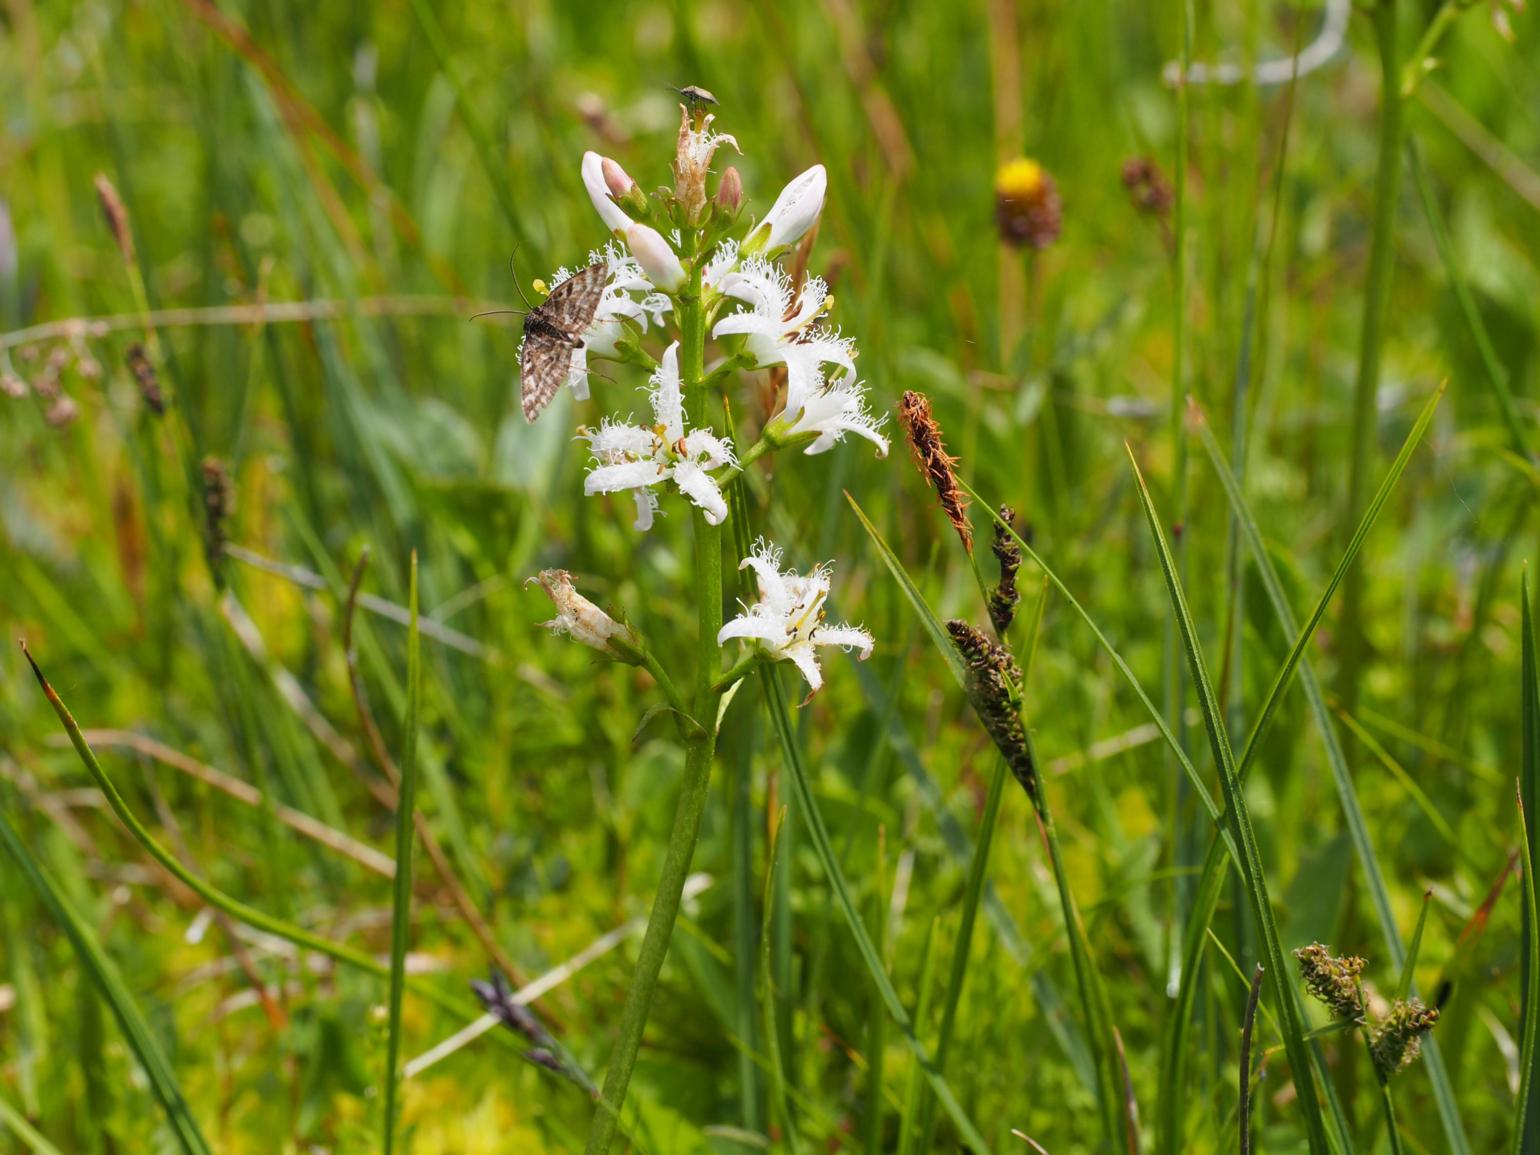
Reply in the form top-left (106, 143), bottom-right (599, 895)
top-left (2, 0), bottom-right (1538, 1151)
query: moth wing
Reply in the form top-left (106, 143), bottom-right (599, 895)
top-left (520, 334), bottom-right (572, 423)
top-left (540, 262), bottom-right (607, 339)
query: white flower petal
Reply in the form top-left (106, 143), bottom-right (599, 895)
top-left (586, 459), bottom-right (666, 495)
top-left (813, 624), bottom-right (873, 659)
top-left (649, 343), bottom-right (685, 440)
top-left (633, 490), bottom-right (659, 531)
top-left (587, 420), bottom-right (656, 458)
top-left (671, 460), bottom-right (728, 525)
top-left (582, 151), bottom-right (634, 233)
top-left (683, 428), bottom-right (735, 469)
top-left (717, 612), bottom-right (789, 648)
top-left (784, 641), bottom-right (825, 694)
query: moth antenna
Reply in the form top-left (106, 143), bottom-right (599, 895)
top-left (507, 244), bottom-right (536, 311)
top-left (470, 308), bottom-right (527, 322)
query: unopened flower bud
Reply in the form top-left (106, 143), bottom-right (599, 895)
top-left (528, 569), bottom-right (639, 659)
top-left (626, 223), bottom-right (687, 292)
top-left (716, 166), bottom-right (743, 215)
top-left (994, 158), bottom-right (1061, 250)
top-left (745, 164), bottom-right (826, 255)
top-left (581, 150), bottom-right (635, 234)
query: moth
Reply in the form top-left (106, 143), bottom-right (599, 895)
top-left (519, 261), bottom-right (607, 423)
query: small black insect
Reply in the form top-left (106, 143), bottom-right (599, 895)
top-left (675, 84), bottom-right (718, 109)
top-left (518, 262), bottom-right (607, 423)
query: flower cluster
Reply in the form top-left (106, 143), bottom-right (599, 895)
top-left (1294, 942), bottom-right (1366, 1023)
top-left (527, 97), bottom-right (880, 697)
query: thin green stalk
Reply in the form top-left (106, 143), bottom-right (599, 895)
top-left (762, 807), bottom-right (802, 1155)
top-left (585, 262), bottom-right (722, 1155)
top-left (760, 668), bottom-right (993, 1153)
top-left (1163, 0), bottom-right (1196, 1008)
top-left (1517, 573), bottom-right (1540, 1153)
top-left (381, 554), bottom-right (421, 1155)
top-left (1127, 448), bottom-right (1331, 1154)
top-left (1340, 0), bottom-right (1406, 718)
top-left (865, 829), bottom-right (889, 1155)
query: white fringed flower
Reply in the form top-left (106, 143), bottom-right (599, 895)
top-left (545, 245), bottom-right (671, 402)
top-left (716, 539), bottom-right (873, 695)
top-left (581, 151), bottom-right (634, 234)
top-left (584, 342), bottom-right (736, 530)
top-left (771, 371), bottom-right (889, 457)
top-left (745, 164), bottom-right (826, 254)
top-left (713, 257), bottom-right (855, 400)
top-left (528, 569), bottom-right (635, 656)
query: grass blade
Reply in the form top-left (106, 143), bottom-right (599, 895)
top-left (0, 803), bottom-right (212, 1155)
top-left (759, 666), bottom-right (994, 1154)
top-left (1191, 387), bottom-right (1470, 1153)
top-left (1125, 446), bottom-right (1331, 1154)
top-left (1395, 891), bottom-right (1433, 1002)
top-left (18, 643), bottom-right (507, 1038)
top-left (382, 553), bottom-right (422, 1154)
top-left (1407, 139), bottom-right (1534, 463)
top-left (0, 1094), bottom-right (66, 1155)
top-left (1517, 571), bottom-right (1540, 1153)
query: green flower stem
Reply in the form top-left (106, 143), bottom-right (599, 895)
top-left (1340, 0), bottom-right (1405, 717)
top-left (586, 261), bottom-right (722, 1155)
top-left (1401, 0), bottom-right (1473, 98)
top-left (711, 651), bottom-right (762, 695)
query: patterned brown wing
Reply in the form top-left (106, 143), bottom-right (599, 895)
top-left (520, 333), bottom-right (573, 423)
top-left (540, 262), bottom-right (607, 340)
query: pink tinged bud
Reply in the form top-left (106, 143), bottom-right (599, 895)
top-left (626, 223), bottom-right (687, 292)
top-left (746, 164), bottom-right (827, 254)
top-left (581, 150), bottom-right (634, 234)
top-left (717, 166), bottom-right (743, 214)
top-left (601, 156), bottom-right (634, 199)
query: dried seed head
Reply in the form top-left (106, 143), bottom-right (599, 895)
top-left (126, 343), bottom-right (164, 415)
top-left (989, 505), bottom-right (1022, 636)
top-left (201, 457), bottom-right (235, 561)
top-left (1370, 997), bottom-right (1439, 1078)
top-left (898, 390), bottom-right (971, 553)
top-left (947, 619), bottom-right (1036, 800)
top-left (1122, 157), bottom-right (1174, 219)
top-left (1294, 943), bottom-right (1366, 1022)
top-left (994, 158), bottom-right (1062, 250)
top-left (527, 569), bottom-right (639, 660)
top-left (93, 173), bottom-right (135, 264)
top-left (673, 105), bottom-right (739, 224)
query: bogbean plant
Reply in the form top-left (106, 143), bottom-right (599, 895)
top-left (526, 99), bottom-right (888, 1151)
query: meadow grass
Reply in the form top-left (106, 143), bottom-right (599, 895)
top-left (3, 1), bottom-right (1540, 1152)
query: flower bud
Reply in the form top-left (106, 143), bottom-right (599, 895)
top-left (994, 157), bottom-right (1062, 250)
top-left (528, 569), bottom-right (639, 659)
top-left (601, 156), bottom-right (634, 200)
top-left (716, 166), bottom-right (743, 215)
top-left (745, 164), bottom-right (825, 254)
top-left (581, 150), bottom-right (634, 234)
top-left (626, 223), bottom-right (687, 292)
